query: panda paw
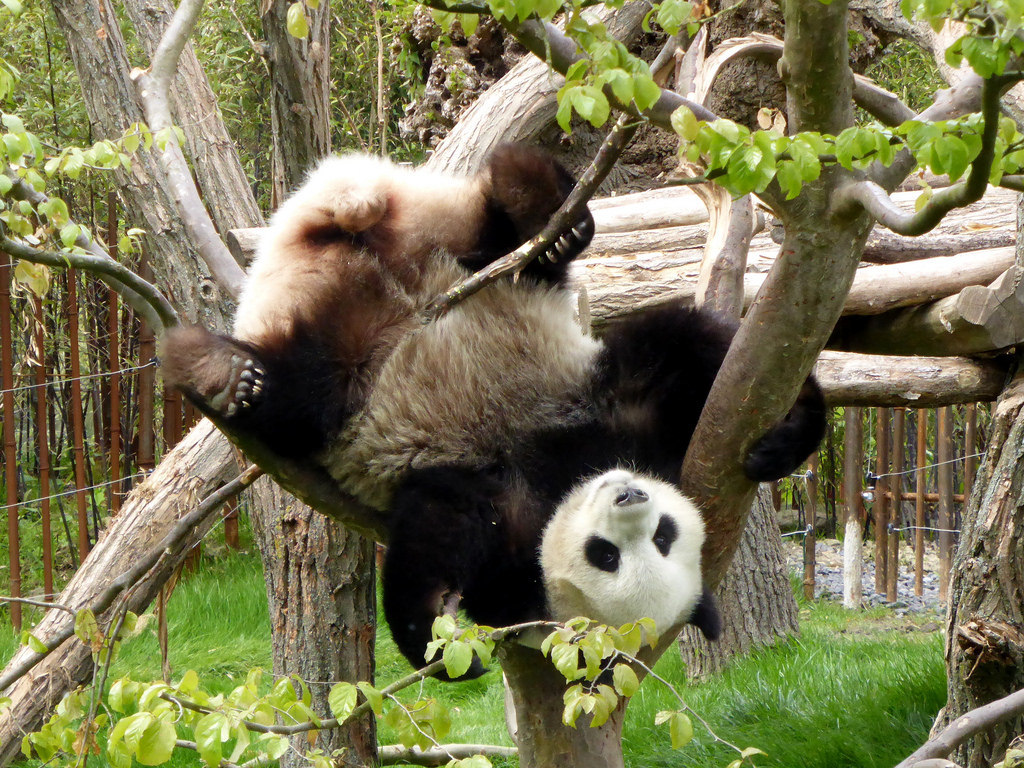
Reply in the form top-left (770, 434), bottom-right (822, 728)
top-left (211, 354), bottom-right (266, 418)
top-left (322, 186), bottom-right (388, 234)
top-left (543, 214), bottom-right (595, 263)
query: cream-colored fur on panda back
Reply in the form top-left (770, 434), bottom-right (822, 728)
top-left (540, 469), bottom-right (707, 631)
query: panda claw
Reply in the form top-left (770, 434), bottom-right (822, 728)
top-left (571, 226), bottom-right (584, 239)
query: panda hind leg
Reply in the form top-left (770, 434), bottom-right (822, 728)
top-left (160, 325), bottom-right (265, 419)
top-left (382, 466), bottom-right (506, 681)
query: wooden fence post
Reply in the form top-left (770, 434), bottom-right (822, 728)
top-left (843, 407), bottom-right (864, 608)
top-left (937, 406), bottom-right (954, 603)
top-left (964, 404), bottom-right (977, 502)
top-left (67, 269), bottom-right (91, 559)
top-left (33, 300), bottom-right (53, 599)
top-left (875, 407), bottom-right (889, 594)
top-left (915, 410), bottom-right (928, 597)
top-left (803, 454), bottom-right (818, 601)
top-left (1, 254), bottom-right (21, 631)
top-left (888, 408), bottom-right (905, 602)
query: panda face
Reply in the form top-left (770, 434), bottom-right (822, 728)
top-left (540, 469), bottom-right (707, 631)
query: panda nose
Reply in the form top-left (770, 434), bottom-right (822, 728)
top-left (615, 487), bottom-right (649, 506)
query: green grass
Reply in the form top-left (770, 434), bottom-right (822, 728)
top-left (3, 550), bottom-right (946, 767)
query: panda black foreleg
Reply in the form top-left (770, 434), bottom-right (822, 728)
top-left (160, 324), bottom-right (349, 460)
top-left (595, 303), bottom-right (826, 483)
top-left (742, 376), bottom-right (827, 481)
top-left (382, 466), bottom-right (508, 681)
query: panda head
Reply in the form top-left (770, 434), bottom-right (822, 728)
top-left (540, 469), bottom-right (721, 639)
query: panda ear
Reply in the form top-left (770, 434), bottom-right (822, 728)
top-left (689, 586), bottom-right (722, 640)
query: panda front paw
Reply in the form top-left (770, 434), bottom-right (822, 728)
top-left (544, 213), bottom-right (595, 263)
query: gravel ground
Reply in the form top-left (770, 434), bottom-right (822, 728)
top-left (783, 537), bottom-right (945, 615)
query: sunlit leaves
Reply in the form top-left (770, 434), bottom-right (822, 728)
top-left (285, 2), bottom-right (309, 38)
top-left (655, 709), bottom-right (694, 749)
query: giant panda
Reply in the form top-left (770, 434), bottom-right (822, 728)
top-left (540, 468), bottom-right (721, 638)
top-left (161, 144), bottom-right (825, 678)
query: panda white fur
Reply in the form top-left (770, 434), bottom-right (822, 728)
top-left (541, 469), bottom-right (720, 638)
top-left (161, 145), bottom-right (820, 678)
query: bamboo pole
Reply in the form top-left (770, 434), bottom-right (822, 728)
top-left (915, 410), bottom-right (928, 596)
top-left (888, 408), bottom-right (904, 601)
top-left (875, 407), bottom-right (889, 594)
top-left (33, 300), bottom-right (53, 599)
top-left (107, 198), bottom-right (122, 515)
top-left (67, 269), bottom-right (91, 559)
top-left (937, 406), bottom-right (954, 604)
top-left (1, 254), bottom-right (21, 631)
top-left (964, 404), bottom-right (977, 501)
top-left (803, 454), bottom-right (818, 601)
top-left (137, 256), bottom-right (156, 474)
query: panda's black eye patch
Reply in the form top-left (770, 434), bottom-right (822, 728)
top-left (652, 515), bottom-right (678, 557)
top-left (585, 536), bottom-right (620, 573)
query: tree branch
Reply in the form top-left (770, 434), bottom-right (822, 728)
top-left (4, 170), bottom-right (169, 327)
top-left (378, 744), bottom-right (517, 766)
top-left (895, 686), bottom-right (1024, 768)
top-left (836, 75), bottom-right (1013, 234)
top-left (0, 234), bottom-right (177, 330)
top-left (130, 0), bottom-right (246, 298)
top-left (427, 113), bottom-right (638, 316)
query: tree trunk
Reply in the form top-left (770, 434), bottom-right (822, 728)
top-left (120, 0), bottom-right (264, 234)
top-left (49, 0), bottom-right (235, 327)
top-left (249, 484), bottom-right (378, 767)
top-left (678, 486), bottom-right (799, 677)
top-left (262, 0), bottom-right (332, 207)
top-left (940, 361), bottom-right (1024, 768)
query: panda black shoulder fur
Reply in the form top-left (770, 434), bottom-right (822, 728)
top-left (541, 468), bottom-right (721, 638)
top-left (161, 144), bottom-right (824, 677)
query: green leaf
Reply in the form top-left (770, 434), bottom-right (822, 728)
top-left (443, 640), bottom-right (474, 679)
top-left (357, 682), bottom-right (383, 716)
top-left (137, 718), bottom-right (176, 765)
top-left (193, 712), bottom-right (225, 768)
top-left (23, 631), bottom-right (47, 654)
top-left (633, 75), bottom-right (662, 111)
top-left (459, 13), bottom-right (478, 35)
top-left (0, 174), bottom-right (11, 196)
top-left (259, 733), bottom-right (290, 761)
top-left (328, 682), bottom-right (358, 721)
top-left (0, 0), bottom-right (24, 15)
top-left (671, 106), bottom-right (699, 141)
top-left (656, 0), bottom-right (693, 33)
top-left (60, 222), bottom-right (82, 248)
top-left (612, 663), bottom-right (640, 697)
top-left (656, 710), bottom-right (694, 749)
top-left (286, 2), bottom-right (309, 38)
top-left (550, 641), bottom-right (584, 681)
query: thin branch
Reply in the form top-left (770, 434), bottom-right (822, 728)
top-left (0, 596), bottom-right (76, 615)
top-left (0, 234), bottom-right (177, 330)
top-left (130, 0), bottom-right (246, 298)
top-left (999, 174), bottom-right (1024, 191)
top-left (427, 114), bottom-right (638, 316)
top-left (378, 744), bottom-right (517, 766)
top-left (5, 171), bottom-right (167, 326)
top-left (894, 686), bottom-right (1024, 768)
top-left (836, 75), bottom-right (1014, 235)
top-left (0, 465), bottom-right (262, 694)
